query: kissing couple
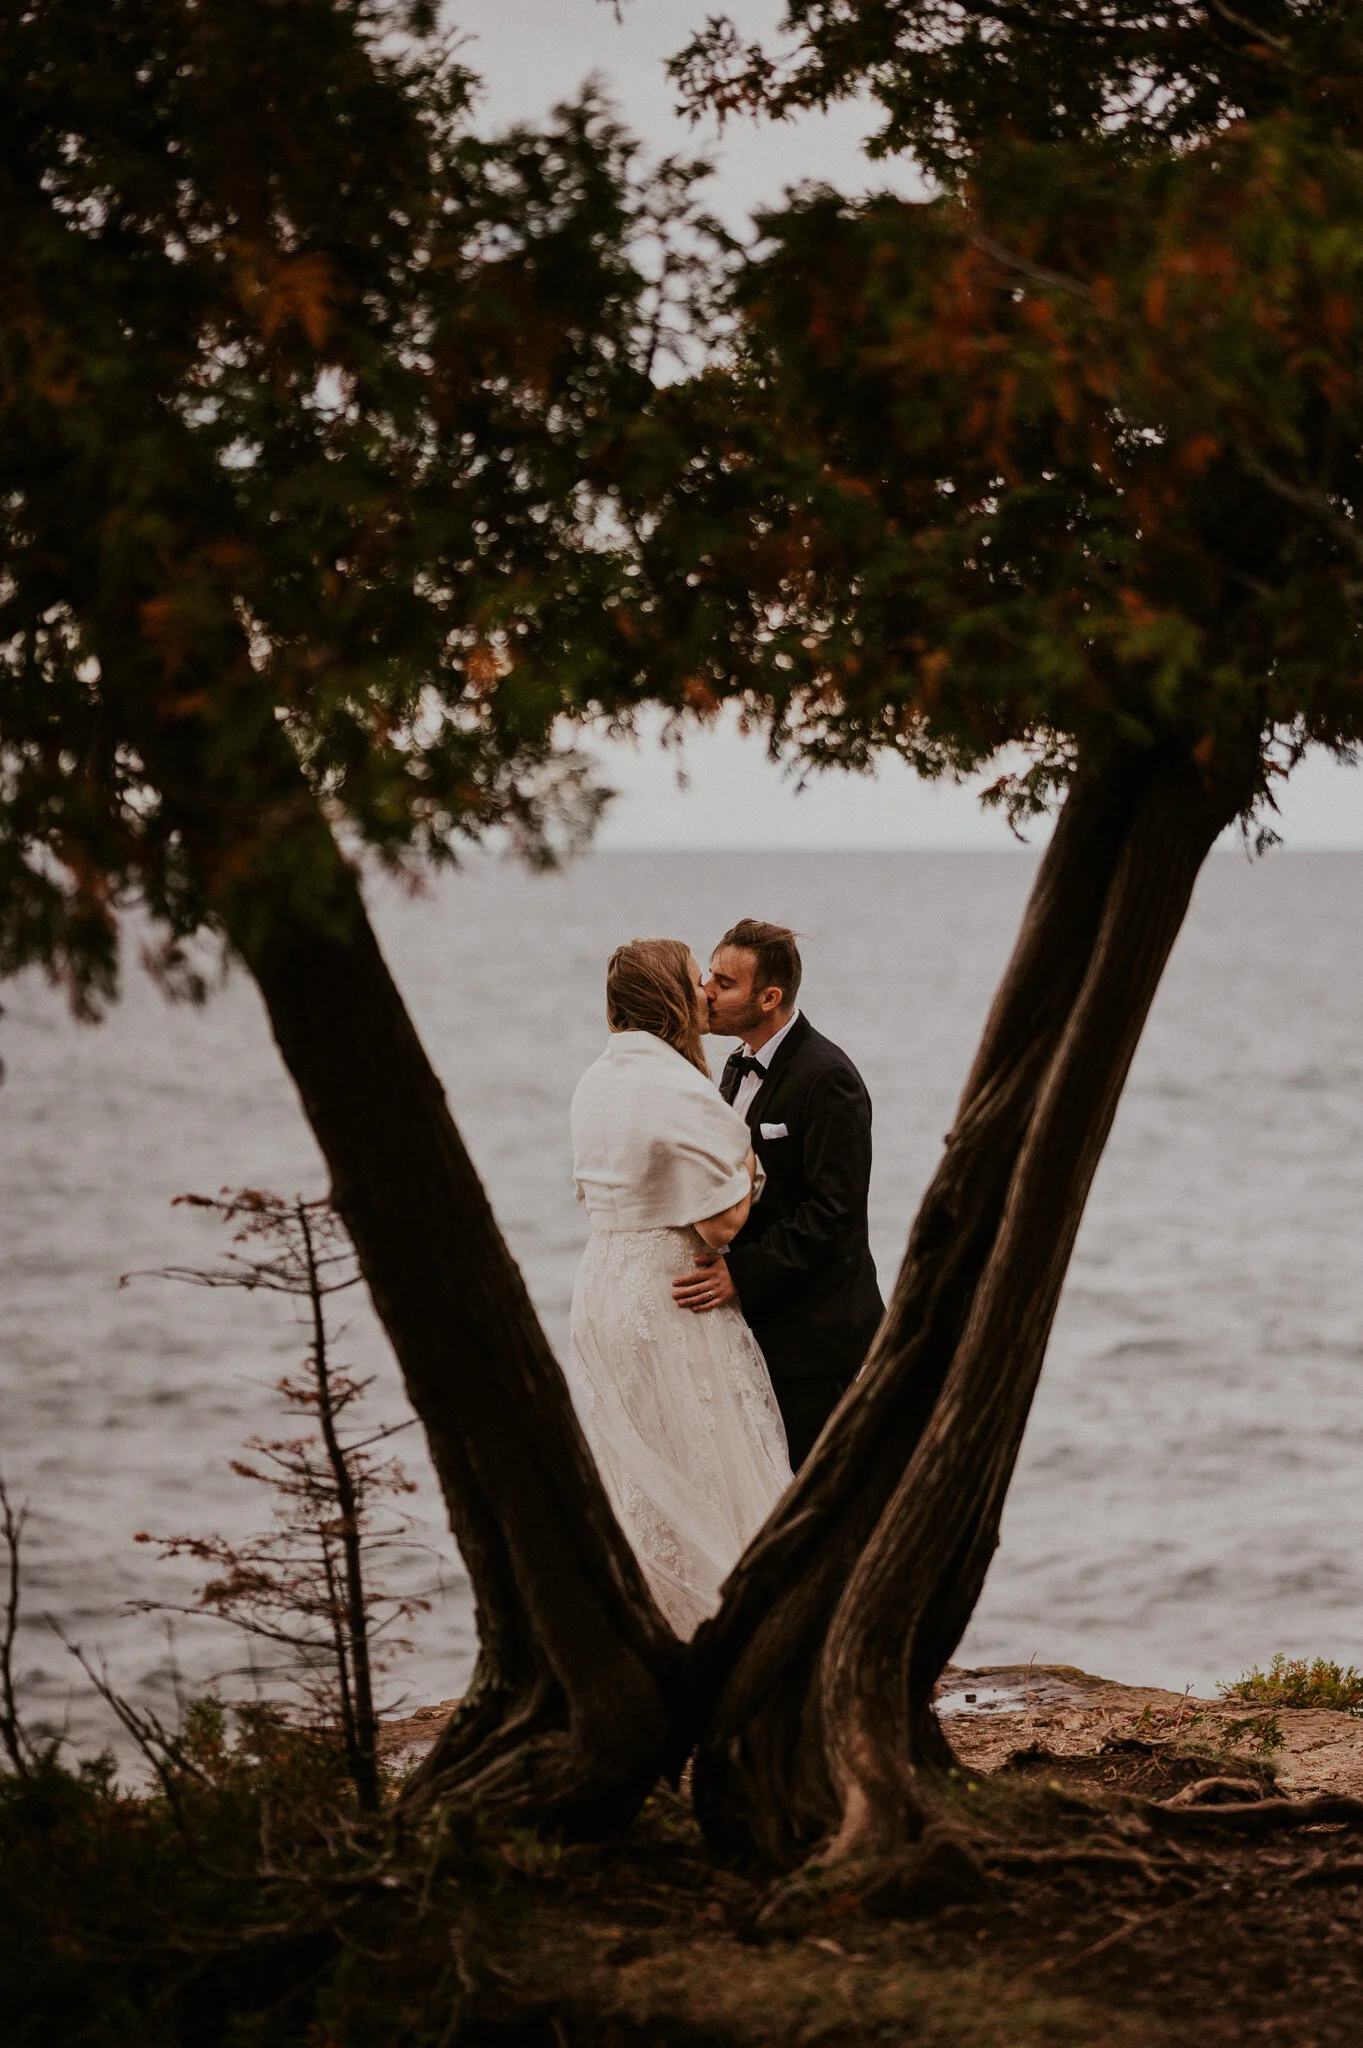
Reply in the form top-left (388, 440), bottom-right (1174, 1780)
top-left (566, 920), bottom-right (884, 1639)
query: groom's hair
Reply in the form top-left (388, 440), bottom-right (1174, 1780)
top-left (719, 920), bottom-right (802, 1007)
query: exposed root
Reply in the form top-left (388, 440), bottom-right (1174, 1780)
top-left (732, 1734), bottom-right (1363, 1950)
top-left (1162, 1775), bottom-right (1265, 1807)
top-left (400, 1675), bottom-right (666, 1838)
top-left (755, 1823), bottom-right (991, 1933)
top-left (982, 1844), bottom-right (1186, 1887)
top-left (1145, 1791), bottom-right (1363, 1836)
top-left (821, 1772), bottom-right (884, 1865)
top-left (1291, 1856), bottom-right (1363, 1889)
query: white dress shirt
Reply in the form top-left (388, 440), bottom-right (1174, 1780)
top-left (732, 1008), bottom-right (801, 1122)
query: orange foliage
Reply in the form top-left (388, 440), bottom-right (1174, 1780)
top-left (139, 594), bottom-right (189, 679)
top-left (918, 647), bottom-right (950, 706)
top-left (234, 245), bottom-right (335, 350)
top-left (1322, 295), bottom-right (1353, 346)
top-left (464, 643), bottom-right (504, 694)
top-left (682, 675), bottom-right (722, 716)
top-left (1177, 433), bottom-right (1220, 476)
top-left (1118, 589), bottom-right (1159, 629)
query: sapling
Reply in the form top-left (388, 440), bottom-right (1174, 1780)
top-left (0, 1473), bottom-right (33, 1777)
top-left (129, 1191), bottom-right (428, 1812)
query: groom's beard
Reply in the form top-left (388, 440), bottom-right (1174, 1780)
top-left (710, 1002), bottom-right (765, 1040)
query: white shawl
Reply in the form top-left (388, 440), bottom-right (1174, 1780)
top-left (571, 1030), bottom-right (759, 1230)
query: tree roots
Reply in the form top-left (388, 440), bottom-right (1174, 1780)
top-left (754, 1823), bottom-right (993, 1936)
top-left (751, 1758), bottom-right (1363, 1937)
top-left (1144, 1791), bottom-right (1363, 1837)
top-left (399, 1665), bottom-right (672, 1839)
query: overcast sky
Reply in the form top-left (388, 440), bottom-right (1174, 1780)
top-left (459, 2), bottom-right (1363, 850)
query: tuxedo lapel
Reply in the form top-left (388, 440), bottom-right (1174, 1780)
top-left (745, 1013), bottom-right (811, 1129)
top-left (719, 1050), bottom-right (743, 1106)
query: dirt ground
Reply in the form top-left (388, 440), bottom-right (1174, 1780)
top-left (381, 1668), bottom-right (1363, 2045)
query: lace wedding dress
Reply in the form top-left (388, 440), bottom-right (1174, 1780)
top-left (566, 1030), bottom-right (792, 1639)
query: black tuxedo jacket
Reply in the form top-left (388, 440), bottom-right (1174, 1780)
top-left (720, 1014), bottom-right (884, 1385)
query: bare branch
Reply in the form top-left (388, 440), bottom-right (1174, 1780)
top-left (1236, 446), bottom-right (1363, 563)
top-left (132, 1186), bottom-right (420, 1811)
top-left (0, 1472), bottom-right (33, 1775)
top-left (968, 231), bottom-right (1099, 304)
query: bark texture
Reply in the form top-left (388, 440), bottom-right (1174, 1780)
top-left (129, 695), bottom-right (682, 1834)
top-left (238, 854), bottom-right (683, 1829)
top-left (693, 741), bottom-right (1246, 1867)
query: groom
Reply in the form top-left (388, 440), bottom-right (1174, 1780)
top-left (671, 919), bottom-right (885, 1468)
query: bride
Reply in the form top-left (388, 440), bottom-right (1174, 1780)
top-left (566, 938), bottom-right (792, 1637)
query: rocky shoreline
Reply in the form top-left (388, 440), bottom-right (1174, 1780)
top-left (938, 1663), bottom-right (1363, 1799)
top-left (382, 1660), bottom-right (1363, 1799)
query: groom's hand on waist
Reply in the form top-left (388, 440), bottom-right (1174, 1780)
top-left (672, 1250), bottom-right (738, 1314)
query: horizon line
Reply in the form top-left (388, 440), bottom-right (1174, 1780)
top-left (584, 839), bottom-right (1363, 855)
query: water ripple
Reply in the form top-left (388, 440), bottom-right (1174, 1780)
top-left (3, 848), bottom-right (1362, 1745)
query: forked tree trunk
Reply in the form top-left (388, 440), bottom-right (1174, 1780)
top-left (693, 740), bottom-right (1246, 1867)
top-left (129, 702), bottom-right (682, 1834)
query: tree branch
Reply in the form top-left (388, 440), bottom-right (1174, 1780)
top-left (0, 1473), bottom-right (33, 1775)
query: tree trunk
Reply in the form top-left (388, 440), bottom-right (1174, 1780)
top-left (236, 850), bottom-right (684, 1828)
top-left (126, 699), bottom-right (682, 1834)
top-left (693, 741), bottom-right (1245, 1867)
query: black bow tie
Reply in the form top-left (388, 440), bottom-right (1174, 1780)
top-left (733, 1053), bottom-right (766, 1080)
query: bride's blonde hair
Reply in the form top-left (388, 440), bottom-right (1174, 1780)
top-left (606, 938), bottom-right (708, 1075)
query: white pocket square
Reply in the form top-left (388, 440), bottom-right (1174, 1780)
top-left (759, 1121), bottom-right (789, 1140)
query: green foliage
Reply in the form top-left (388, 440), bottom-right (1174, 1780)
top-left (16, 2), bottom-right (1363, 1021)
top-left (0, 1706), bottom-right (374, 2046)
top-left (0, 1), bottom-right (711, 1013)
top-left (628, 10), bottom-right (1363, 821)
top-left (672, 2), bottom-right (1363, 179)
top-left (1216, 1710), bottom-right (1286, 1756)
top-left (0, 1693), bottom-right (709, 2046)
top-left (1221, 1653), bottom-right (1363, 1714)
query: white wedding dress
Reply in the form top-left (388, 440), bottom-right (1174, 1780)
top-left (566, 1029), bottom-right (792, 1638)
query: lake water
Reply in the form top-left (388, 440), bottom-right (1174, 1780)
top-left (4, 848), bottom-right (1363, 1754)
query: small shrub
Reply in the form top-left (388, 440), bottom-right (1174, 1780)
top-left (1216, 1711), bottom-right (1285, 1756)
top-left (128, 1190), bottom-right (430, 1812)
top-left (1220, 1654), bottom-right (1363, 1715)
top-left (0, 1706), bottom-right (367, 2047)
